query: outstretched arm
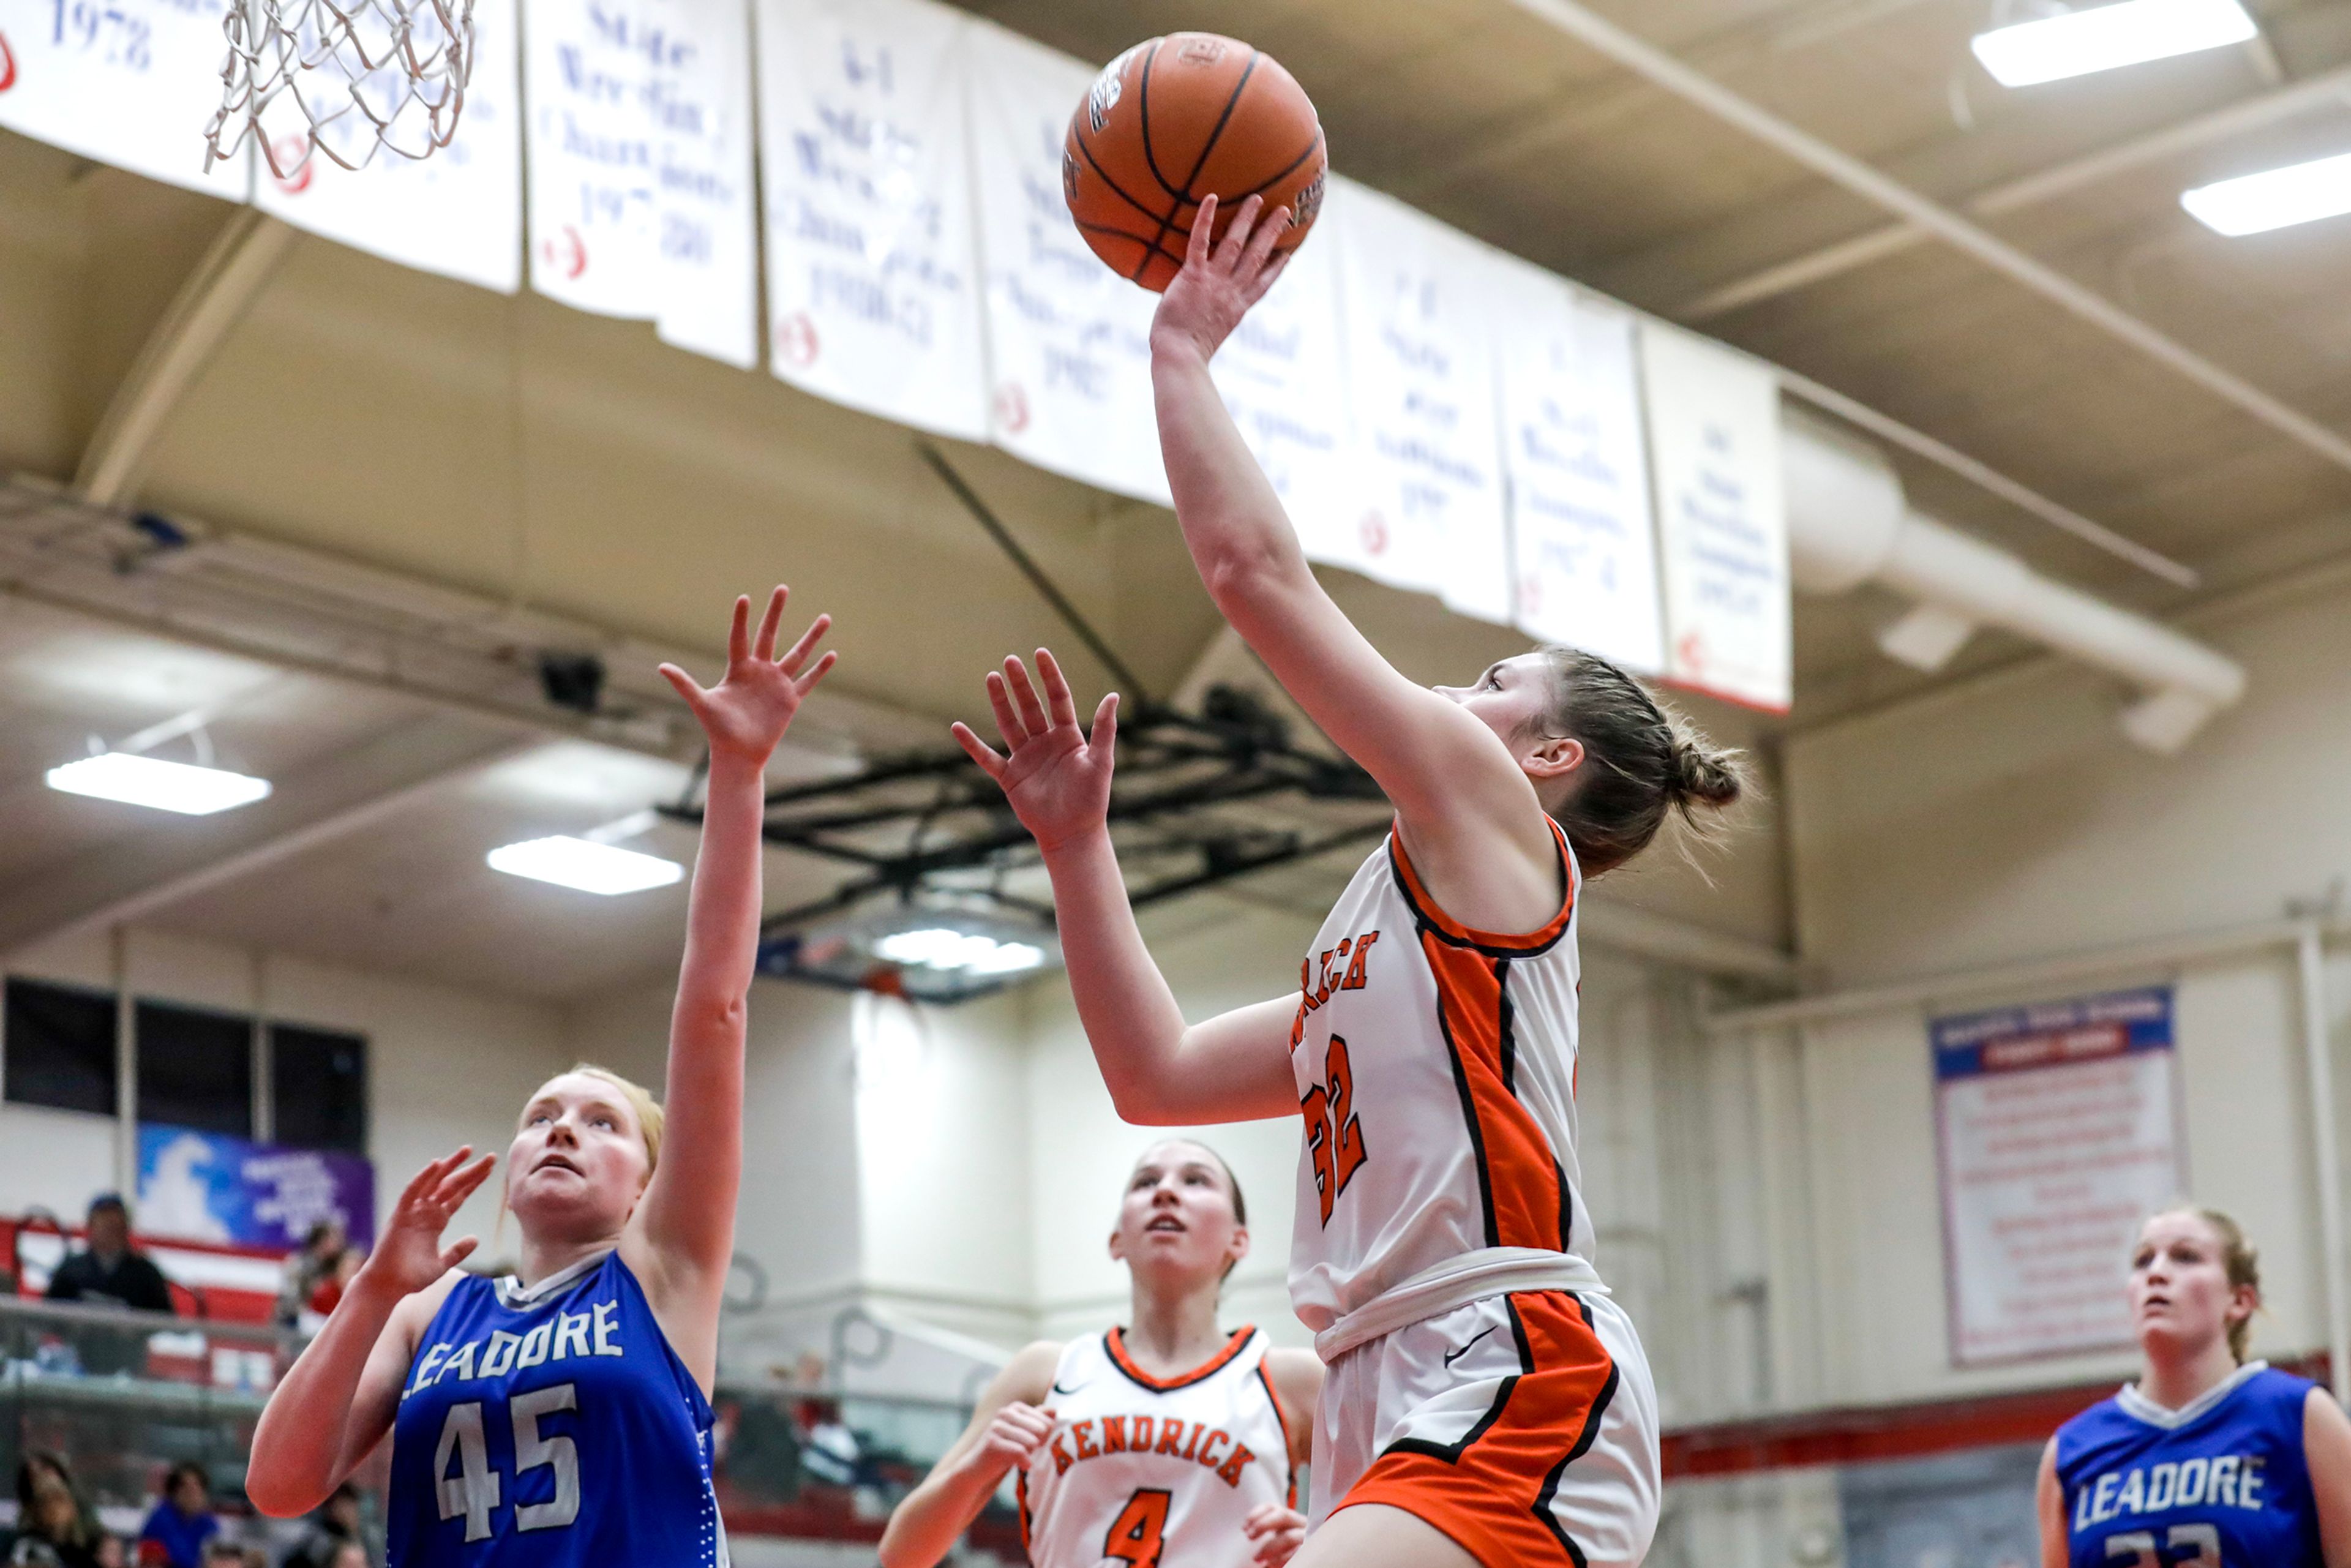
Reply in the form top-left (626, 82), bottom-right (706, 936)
top-left (248, 1149), bottom-right (494, 1517)
top-left (629, 588), bottom-right (835, 1380)
top-left (1150, 197), bottom-right (1559, 929)
top-left (879, 1342), bottom-right (1060, 1568)
top-left (954, 652), bottom-right (1297, 1125)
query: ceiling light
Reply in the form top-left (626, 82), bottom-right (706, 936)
top-left (1970, 0), bottom-right (2257, 88)
top-left (46, 753), bottom-right (272, 816)
top-left (2182, 149), bottom-right (2351, 236)
top-left (487, 836), bottom-right (684, 895)
top-left (872, 928), bottom-right (1044, 975)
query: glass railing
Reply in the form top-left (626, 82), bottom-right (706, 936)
top-left (0, 1296), bottom-right (1020, 1559)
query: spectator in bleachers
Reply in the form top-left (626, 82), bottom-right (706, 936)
top-left (195, 1547), bottom-right (241, 1568)
top-left (320, 1548), bottom-right (364, 1568)
top-left (272, 1222), bottom-right (355, 1334)
top-left (10, 1474), bottom-right (102, 1568)
top-left (134, 1465), bottom-right (218, 1568)
top-left (45, 1196), bottom-right (172, 1316)
top-left (13, 1456), bottom-right (100, 1558)
top-left (278, 1485), bottom-right (362, 1568)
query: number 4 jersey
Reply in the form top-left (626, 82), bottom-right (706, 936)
top-left (388, 1250), bottom-right (726, 1567)
top-left (2055, 1360), bottom-right (2322, 1567)
top-left (1017, 1326), bottom-right (1294, 1568)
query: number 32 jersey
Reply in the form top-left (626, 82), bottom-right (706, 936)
top-left (2055, 1361), bottom-right (2322, 1567)
top-left (388, 1250), bottom-right (726, 1567)
top-left (1288, 823), bottom-right (1591, 1334)
top-left (1018, 1327), bottom-right (1294, 1567)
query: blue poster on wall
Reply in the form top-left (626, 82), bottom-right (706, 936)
top-left (135, 1125), bottom-right (376, 1251)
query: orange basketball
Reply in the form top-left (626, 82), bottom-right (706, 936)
top-left (1062, 34), bottom-right (1327, 292)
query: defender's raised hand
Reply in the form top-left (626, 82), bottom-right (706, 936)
top-left (660, 585), bottom-right (836, 767)
top-left (1151, 193), bottom-right (1293, 363)
top-left (951, 650), bottom-right (1118, 854)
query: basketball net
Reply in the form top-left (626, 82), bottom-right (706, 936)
top-left (203, 0), bottom-right (476, 177)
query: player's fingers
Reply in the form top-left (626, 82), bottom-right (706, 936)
top-left (1186, 195), bottom-right (1218, 269)
top-left (777, 612), bottom-right (830, 673)
top-left (1244, 250), bottom-right (1292, 309)
top-left (1242, 204), bottom-right (1288, 276)
top-left (985, 670), bottom-right (1029, 749)
top-left (752, 584), bottom-right (787, 663)
top-left (1036, 648), bottom-right (1078, 729)
top-left (437, 1153), bottom-right (497, 1206)
top-left (1088, 692), bottom-right (1120, 761)
top-left (951, 722), bottom-right (1010, 781)
top-left (726, 595), bottom-right (752, 665)
top-left (792, 648), bottom-right (839, 697)
top-left (1005, 657), bottom-right (1051, 737)
top-left (1220, 194), bottom-right (1265, 269)
top-left (440, 1236), bottom-right (479, 1272)
top-left (658, 664), bottom-right (708, 710)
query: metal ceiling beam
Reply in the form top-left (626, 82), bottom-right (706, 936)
top-left (74, 211), bottom-right (299, 507)
top-left (1502, 0), bottom-right (2351, 475)
top-left (0, 716), bottom-right (528, 958)
top-left (1679, 64), bottom-right (2351, 321)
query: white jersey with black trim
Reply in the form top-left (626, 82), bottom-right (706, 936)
top-left (1016, 1326), bottom-right (1294, 1567)
top-left (1287, 820), bottom-right (1594, 1338)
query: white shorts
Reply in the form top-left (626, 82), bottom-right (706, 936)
top-left (1310, 1289), bottom-right (1660, 1568)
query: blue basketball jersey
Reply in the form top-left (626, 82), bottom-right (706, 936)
top-left (2055, 1362), bottom-right (2320, 1568)
top-left (388, 1250), bottom-right (726, 1568)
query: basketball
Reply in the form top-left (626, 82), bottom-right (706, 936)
top-left (1062, 34), bottom-right (1328, 292)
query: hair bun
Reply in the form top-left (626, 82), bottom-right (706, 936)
top-left (1668, 730), bottom-right (1747, 809)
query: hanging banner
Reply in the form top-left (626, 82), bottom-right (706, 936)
top-left (756, 0), bottom-right (985, 438)
top-left (137, 1124), bottom-right (378, 1252)
top-left (1496, 261), bottom-right (1663, 672)
top-left (1326, 178), bottom-right (1509, 622)
top-left (1209, 206), bottom-right (1352, 555)
top-left (1933, 987), bottom-right (2183, 1366)
top-left (252, 1), bottom-right (522, 292)
top-left (966, 21), bottom-right (1166, 507)
top-left (1640, 321), bottom-right (1790, 710)
top-left (0, 0), bottom-right (251, 200)
top-left (522, 0), bottom-right (759, 366)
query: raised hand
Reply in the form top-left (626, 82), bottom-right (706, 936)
top-left (951, 650), bottom-right (1117, 855)
top-left (361, 1147), bottom-right (497, 1298)
top-left (1151, 193), bottom-right (1292, 363)
top-left (1242, 1503), bottom-right (1310, 1566)
top-left (962, 1400), bottom-right (1055, 1484)
top-left (660, 586), bottom-right (836, 768)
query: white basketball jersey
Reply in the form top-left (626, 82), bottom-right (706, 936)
top-left (1017, 1327), bottom-right (1294, 1567)
top-left (1287, 822), bottom-right (1591, 1333)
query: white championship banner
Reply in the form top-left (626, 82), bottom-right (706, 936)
top-left (1933, 988), bottom-right (2184, 1366)
top-left (1209, 202), bottom-right (1352, 558)
top-left (0, 0), bottom-right (252, 198)
top-left (1640, 320), bottom-right (1791, 711)
top-left (523, 0), bottom-right (759, 366)
top-left (1496, 260), bottom-right (1663, 672)
top-left (1327, 177), bottom-right (1510, 622)
top-left (252, 0), bottom-right (522, 291)
top-left (757, 0), bottom-right (985, 438)
top-left (966, 21), bottom-right (1166, 506)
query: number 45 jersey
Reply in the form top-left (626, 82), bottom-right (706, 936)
top-left (389, 1250), bottom-right (727, 1567)
top-left (2056, 1361), bottom-right (2322, 1568)
top-left (1018, 1327), bottom-right (1294, 1568)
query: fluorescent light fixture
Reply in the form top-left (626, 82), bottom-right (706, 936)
top-left (2183, 149), bottom-right (2351, 236)
top-left (487, 835), bottom-right (684, 895)
top-left (873, 927), bottom-right (1046, 976)
top-left (46, 752), bottom-right (272, 816)
top-left (1970, 0), bottom-right (2257, 88)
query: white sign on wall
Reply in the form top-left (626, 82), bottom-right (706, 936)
top-left (523, 0), bottom-right (759, 366)
top-left (1496, 261), bottom-right (1663, 672)
top-left (0, 0), bottom-right (251, 199)
top-left (1933, 988), bottom-right (2184, 1366)
top-left (1209, 209), bottom-right (1352, 558)
top-left (1327, 178), bottom-right (1510, 623)
top-left (757, 0), bottom-right (986, 438)
top-left (966, 23), bottom-right (1165, 506)
top-left (1640, 321), bottom-right (1791, 711)
top-left (252, 2), bottom-right (523, 292)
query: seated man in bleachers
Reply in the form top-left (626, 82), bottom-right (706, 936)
top-left (44, 1196), bottom-right (173, 1316)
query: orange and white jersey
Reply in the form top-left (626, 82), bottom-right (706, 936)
top-left (1017, 1326), bottom-right (1295, 1567)
top-left (1287, 820), bottom-right (1592, 1339)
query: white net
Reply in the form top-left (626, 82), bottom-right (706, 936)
top-left (204, 0), bottom-right (477, 176)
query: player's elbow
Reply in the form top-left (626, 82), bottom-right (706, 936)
top-left (244, 1465), bottom-right (321, 1521)
top-left (1200, 539), bottom-right (1304, 618)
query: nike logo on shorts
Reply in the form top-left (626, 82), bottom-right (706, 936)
top-left (1442, 1325), bottom-right (1497, 1368)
